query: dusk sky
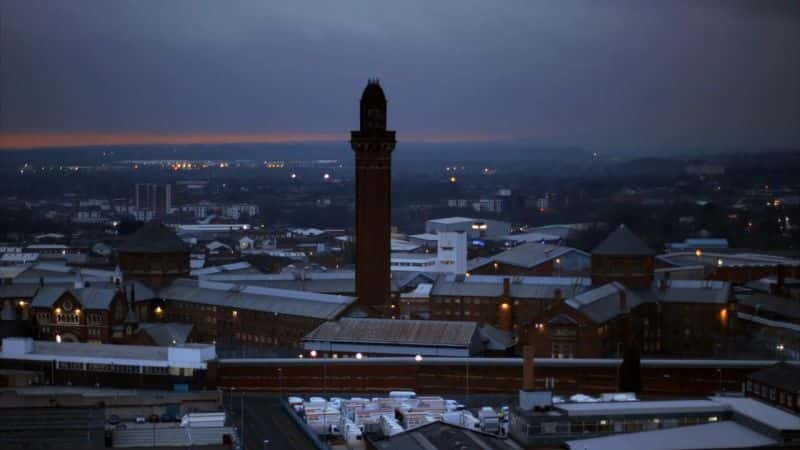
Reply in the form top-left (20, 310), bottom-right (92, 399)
top-left (1, 0), bottom-right (799, 150)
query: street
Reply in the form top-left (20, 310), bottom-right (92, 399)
top-left (225, 392), bottom-right (317, 450)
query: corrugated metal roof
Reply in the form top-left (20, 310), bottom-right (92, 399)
top-left (159, 278), bottom-right (353, 320)
top-left (592, 225), bottom-right (655, 256)
top-left (304, 318), bottom-right (478, 348)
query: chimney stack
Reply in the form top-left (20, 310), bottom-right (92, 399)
top-left (522, 345), bottom-right (535, 391)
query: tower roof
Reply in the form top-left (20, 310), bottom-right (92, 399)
top-left (361, 79), bottom-right (386, 105)
top-left (118, 221), bottom-right (189, 254)
top-left (593, 225), bottom-right (655, 256)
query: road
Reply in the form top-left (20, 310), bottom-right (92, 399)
top-left (225, 392), bottom-right (317, 450)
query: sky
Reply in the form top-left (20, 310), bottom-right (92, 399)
top-left (1, 0), bottom-right (799, 150)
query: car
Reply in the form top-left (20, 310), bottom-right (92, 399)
top-left (147, 414), bottom-right (160, 423)
top-left (135, 416), bottom-right (146, 424)
top-left (107, 415), bottom-right (120, 425)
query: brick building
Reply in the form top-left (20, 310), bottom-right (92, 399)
top-left (158, 279), bottom-right (355, 355)
top-left (30, 281), bottom-right (130, 343)
top-left (591, 224), bottom-right (656, 289)
top-left (117, 221), bottom-right (190, 289)
top-left (429, 274), bottom-right (592, 335)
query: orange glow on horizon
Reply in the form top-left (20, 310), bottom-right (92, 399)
top-left (0, 131), bottom-right (518, 150)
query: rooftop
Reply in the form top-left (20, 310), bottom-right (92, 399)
top-left (368, 420), bottom-right (520, 450)
top-left (118, 221), bottom-right (189, 254)
top-left (0, 337), bottom-right (215, 369)
top-left (592, 225), bottom-right (655, 256)
top-left (432, 274), bottom-right (592, 300)
top-left (30, 286), bottom-right (119, 310)
top-left (159, 278), bottom-right (354, 320)
top-left (303, 317), bottom-right (478, 348)
top-left (747, 361), bottom-right (800, 393)
top-left (480, 242), bottom-right (587, 269)
top-left (427, 217), bottom-right (476, 225)
top-left (565, 421), bottom-right (775, 450)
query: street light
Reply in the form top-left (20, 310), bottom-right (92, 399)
top-left (415, 354), bottom-right (423, 362)
top-left (355, 352), bottom-right (363, 360)
top-left (310, 350), bottom-right (317, 358)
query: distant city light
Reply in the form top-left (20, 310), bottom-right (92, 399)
top-left (695, 249), bottom-right (703, 257)
top-left (415, 354), bottom-right (423, 362)
top-left (449, 176), bottom-right (457, 183)
top-left (355, 352), bottom-right (363, 359)
top-left (323, 173), bottom-right (331, 180)
top-left (310, 350), bottom-right (318, 357)
top-left (55, 334), bottom-right (62, 343)
top-left (291, 173), bottom-right (297, 179)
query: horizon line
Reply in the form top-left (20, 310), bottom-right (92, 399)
top-left (0, 131), bottom-right (516, 150)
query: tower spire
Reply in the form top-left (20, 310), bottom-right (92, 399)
top-left (350, 80), bottom-right (397, 313)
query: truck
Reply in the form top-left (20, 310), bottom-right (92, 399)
top-left (478, 407), bottom-right (500, 434)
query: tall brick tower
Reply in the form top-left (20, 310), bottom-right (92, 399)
top-left (350, 79), bottom-right (396, 311)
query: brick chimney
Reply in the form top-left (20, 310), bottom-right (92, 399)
top-left (522, 345), bottom-right (535, 391)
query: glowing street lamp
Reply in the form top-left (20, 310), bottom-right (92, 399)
top-left (310, 350), bottom-right (318, 358)
top-left (414, 354), bottom-right (423, 362)
top-left (355, 352), bottom-right (363, 360)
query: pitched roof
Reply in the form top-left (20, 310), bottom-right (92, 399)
top-left (118, 221), bottom-right (189, 253)
top-left (303, 317), bottom-right (478, 348)
top-left (566, 282), bottom-right (644, 323)
top-left (480, 242), bottom-right (587, 269)
top-left (592, 225), bottom-right (655, 256)
top-left (432, 274), bottom-right (592, 300)
top-left (159, 278), bottom-right (353, 320)
top-left (30, 287), bottom-right (118, 310)
top-left (0, 285), bottom-right (40, 299)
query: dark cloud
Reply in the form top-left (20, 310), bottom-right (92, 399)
top-left (1, 0), bottom-right (798, 150)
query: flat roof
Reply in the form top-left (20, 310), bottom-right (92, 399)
top-left (557, 399), bottom-right (725, 417)
top-left (0, 338), bottom-right (215, 369)
top-left (711, 395), bottom-right (800, 431)
top-left (427, 217), bottom-right (476, 224)
top-left (566, 421), bottom-right (775, 450)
